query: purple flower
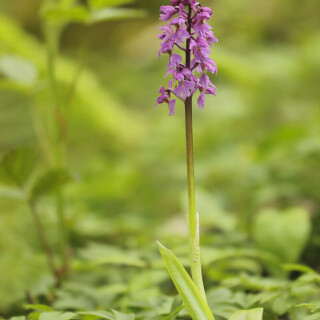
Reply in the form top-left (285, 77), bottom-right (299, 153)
top-left (160, 6), bottom-right (177, 21)
top-left (156, 0), bottom-right (217, 115)
top-left (155, 80), bottom-right (177, 116)
top-left (197, 92), bottom-right (205, 109)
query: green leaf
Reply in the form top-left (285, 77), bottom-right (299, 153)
top-left (77, 243), bottom-right (146, 268)
top-left (31, 169), bottom-right (71, 199)
top-left (39, 312), bottom-right (76, 320)
top-left (161, 305), bottom-right (185, 320)
top-left (157, 242), bottom-right (215, 320)
top-left (88, 0), bottom-right (134, 9)
top-left (23, 304), bottom-right (54, 311)
top-left (282, 263), bottom-right (317, 274)
top-left (253, 207), bottom-right (311, 263)
top-left (88, 8), bottom-right (145, 24)
top-left (0, 147), bottom-right (37, 187)
top-left (229, 308), bottom-right (263, 320)
top-left (41, 5), bottom-right (89, 24)
top-left (79, 311), bottom-right (114, 320)
top-left (0, 55), bottom-right (38, 86)
top-left (112, 311), bottom-right (134, 320)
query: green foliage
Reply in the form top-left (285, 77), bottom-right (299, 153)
top-left (229, 309), bottom-right (263, 320)
top-left (31, 169), bottom-right (71, 200)
top-left (0, 147), bottom-right (37, 187)
top-left (0, 0), bottom-right (319, 319)
top-left (158, 242), bottom-right (215, 320)
top-left (253, 207), bottom-right (311, 263)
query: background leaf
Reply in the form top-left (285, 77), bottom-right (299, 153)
top-left (229, 308), bottom-right (263, 320)
top-left (253, 208), bottom-right (311, 263)
top-left (31, 169), bottom-right (71, 199)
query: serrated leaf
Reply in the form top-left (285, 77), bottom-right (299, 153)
top-left (157, 242), bottom-right (215, 320)
top-left (31, 169), bottom-right (71, 199)
top-left (88, 8), bottom-right (144, 24)
top-left (229, 308), bottom-right (263, 320)
top-left (88, 0), bottom-right (134, 9)
top-left (0, 147), bottom-right (37, 187)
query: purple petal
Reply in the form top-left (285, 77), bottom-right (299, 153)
top-left (197, 92), bottom-right (205, 109)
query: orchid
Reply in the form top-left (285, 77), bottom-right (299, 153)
top-left (155, 0), bottom-right (219, 311)
top-left (156, 0), bottom-right (217, 116)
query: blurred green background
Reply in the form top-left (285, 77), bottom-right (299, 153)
top-left (0, 0), bottom-right (320, 318)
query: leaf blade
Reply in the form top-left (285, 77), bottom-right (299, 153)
top-left (157, 242), bottom-right (215, 320)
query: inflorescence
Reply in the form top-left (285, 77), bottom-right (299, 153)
top-left (155, 0), bottom-right (218, 116)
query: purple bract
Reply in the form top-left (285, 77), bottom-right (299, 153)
top-left (155, 0), bottom-right (218, 116)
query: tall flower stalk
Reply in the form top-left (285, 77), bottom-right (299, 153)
top-left (156, 0), bottom-right (217, 301)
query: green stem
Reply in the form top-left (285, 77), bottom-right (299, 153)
top-left (184, 4), bottom-right (206, 300)
top-left (185, 97), bottom-right (206, 300)
top-left (44, 18), bottom-right (70, 273)
top-left (27, 199), bottom-right (61, 285)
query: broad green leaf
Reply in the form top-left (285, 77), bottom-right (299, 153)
top-left (41, 5), bottom-right (89, 24)
top-left (253, 207), bottom-right (311, 263)
top-left (112, 311), bottom-right (134, 320)
top-left (39, 312), bottom-right (76, 320)
top-left (31, 169), bottom-right (71, 199)
top-left (0, 147), bottom-right (37, 187)
top-left (157, 242), bottom-right (215, 320)
top-left (0, 55), bottom-right (38, 86)
top-left (305, 313), bottom-right (320, 320)
top-left (10, 317), bottom-right (26, 320)
top-left (88, 8), bottom-right (145, 24)
top-left (229, 308), bottom-right (263, 320)
top-left (88, 0), bottom-right (134, 9)
top-left (23, 304), bottom-right (54, 311)
top-left (77, 243), bottom-right (146, 268)
top-left (79, 311), bottom-right (114, 320)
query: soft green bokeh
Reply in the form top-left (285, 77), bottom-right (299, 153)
top-left (0, 0), bottom-right (319, 318)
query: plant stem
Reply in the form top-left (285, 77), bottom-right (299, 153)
top-left (44, 17), bottom-right (70, 274)
top-left (27, 199), bottom-right (61, 285)
top-left (185, 5), bottom-right (206, 300)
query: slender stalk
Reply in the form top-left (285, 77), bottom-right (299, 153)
top-left (185, 5), bottom-right (206, 300)
top-left (44, 16), bottom-right (70, 273)
top-left (27, 199), bottom-right (61, 285)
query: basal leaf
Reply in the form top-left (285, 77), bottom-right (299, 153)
top-left (157, 242), bottom-right (215, 320)
top-left (229, 308), bottom-right (263, 320)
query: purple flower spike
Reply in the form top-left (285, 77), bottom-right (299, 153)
top-left (155, 0), bottom-right (217, 115)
